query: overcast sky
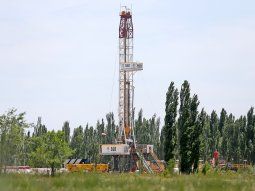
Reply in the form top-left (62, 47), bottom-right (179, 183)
top-left (0, 0), bottom-right (254, 131)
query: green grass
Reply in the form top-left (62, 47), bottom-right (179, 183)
top-left (0, 172), bottom-right (254, 191)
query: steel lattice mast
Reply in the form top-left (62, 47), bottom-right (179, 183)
top-left (118, 7), bottom-right (133, 143)
top-left (118, 7), bottom-right (143, 144)
top-left (98, 7), bottom-right (162, 173)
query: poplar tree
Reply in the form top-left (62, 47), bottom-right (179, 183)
top-left (191, 108), bottom-right (205, 172)
top-left (199, 113), bottom-right (210, 161)
top-left (189, 95), bottom-right (200, 172)
top-left (34, 117), bottom-right (47, 137)
top-left (178, 81), bottom-right (201, 173)
top-left (164, 82), bottom-right (179, 162)
top-left (178, 80), bottom-right (192, 173)
top-left (219, 108), bottom-right (227, 158)
top-left (134, 109), bottom-right (143, 141)
top-left (106, 113), bottom-right (116, 144)
top-left (62, 121), bottom-right (70, 143)
top-left (238, 116), bottom-right (247, 161)
top-left (246, 107), bottom-right (255, 163)
top-left (219, 108), bottom-right (227, 136)
top-left (209, 111), bottom-right (219, 153)
top-left (70, 126), bottom-right (84, 158)
top-left (225, 114), bottom-right (235, 161)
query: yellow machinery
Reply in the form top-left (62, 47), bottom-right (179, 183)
top-left (64, 159), bottom-right (109, 173)
top-left (66, 163), bottom-right (109, 173)
top-left (95, 164), bottom-right (109, 172)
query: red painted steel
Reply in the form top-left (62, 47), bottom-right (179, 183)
top-left (119, 11), bottom-right (133, 39)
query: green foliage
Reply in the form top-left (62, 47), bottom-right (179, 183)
top-left (209, 111), bottom-right (219, 152)
top-left (105, 113), bottom-right (116, 144)
top-left (199, 106), bottom-right (255, 165)
top-left (33, 117), bottom-right (47, 137)
top-left (178, 80), bottom-right (192, 173)
top-left (0, 109), bottom-right (30, 169)
top-left (178, 81), bottom-right (201, 174)
top-left (134, 109), bottom-right (161, 155)
top-left (192, 109), bottom-right (205, 172)
top-left (70, 126), bottom-right (84, 158)
top-left (246, 107), bottom-right (255, 164)
top-left (62, 121), bottom-right (70, 143)
top-left (167, 159), bottom-right (176, 174)
top-left (219, 108), bottom-right (227, 137)
top-left (1, 80), bottom-right (255, 176)
top-left (164, 82), bottom-right (179, 162)
top-left (68, 115), bottom-right (114, 163)
top-left (202, 162), bottom-right (211, 175)
top-left (29, 131), bottom-right (73, 176)
top-left (199, 114), bottom-right (210, 161)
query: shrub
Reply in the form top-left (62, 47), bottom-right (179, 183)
top-left (202, 162), bottom-right (211, 175)
top-left (163, 159), bottom-right (176, 177)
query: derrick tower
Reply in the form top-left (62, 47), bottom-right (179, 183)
top-left (100, 7), bottom-right (163, 174)
top-left (118, 7), bottom-right (142, 144)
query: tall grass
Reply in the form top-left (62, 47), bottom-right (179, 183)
top-left (0, 172), bottom-right (254, 191)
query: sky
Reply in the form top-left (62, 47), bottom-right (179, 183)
top-left (0, 0), bottom-right (255, 131)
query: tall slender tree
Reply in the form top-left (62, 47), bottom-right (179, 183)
top-left (164, 82), bottom-right (179, 162)
top-left (70, 126), bottom-right (84, 158)
top-left (200, 113), bottom-right (210, 161)
top-left (106, 113), bottom-right (116, 144)
top-left (246, 107), bottom-right (255, 164)
top-left (178, 80), bottom-right (192, 173)
top-left (62, 121), bottom-right (70, 143)
top-left (192, 108), bottom-right (205, 172)
top-left (34, 117), bottom-right (47, 137)
top-left (189, 95), bottom-right (200, 172)
top-left (209, 111), bottom-right (219, 153)
top-left (219, 109), bottom-right (227, 136)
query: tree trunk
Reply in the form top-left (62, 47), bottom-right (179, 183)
top-left (51, 164), bottom-right (55, 177)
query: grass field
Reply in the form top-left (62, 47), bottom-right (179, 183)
top-left (0, 172), bottom-right (255, 191)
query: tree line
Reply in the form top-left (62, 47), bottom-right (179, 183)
top-left (161, 80), bottom-right (255, 173)
top-left (0, 109), bottom-right (160, 173)
top-left (0, 80), bottom-right (254, 174)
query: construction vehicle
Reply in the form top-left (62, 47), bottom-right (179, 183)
top-left (65, 159), bottom-right (109, 173)
top-left (66, 164), bottom-right (109, 173)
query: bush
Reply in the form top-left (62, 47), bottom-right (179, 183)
top-left (202, 162), bottom-right (211, 175)
top-left (167, 159), bottom-right (175, 172)
top-left (163, 159), bottom-right (176, 177)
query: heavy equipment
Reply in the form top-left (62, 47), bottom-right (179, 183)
top-left (99, 6), bottom-right (164, 173)
top-left (65, 159), bottom-right (109, 173)
top-left (66, 7), bottom-right (164, 174)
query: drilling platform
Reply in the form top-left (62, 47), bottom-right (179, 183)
top-left (99, 6), bottom-right (163, 173)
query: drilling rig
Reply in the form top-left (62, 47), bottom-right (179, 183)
top-left (99, 6), bottom-right (164, 173)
